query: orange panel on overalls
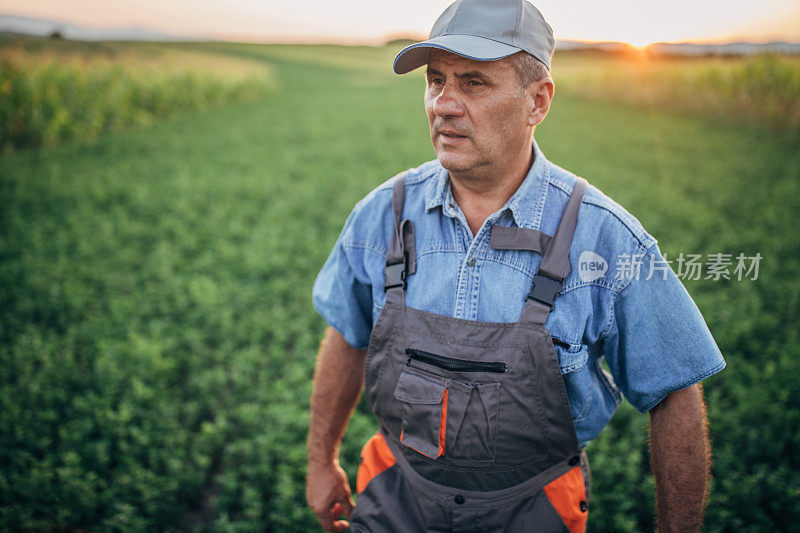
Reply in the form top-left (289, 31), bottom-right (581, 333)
top-left (351, 175), bottom-right (591, 532)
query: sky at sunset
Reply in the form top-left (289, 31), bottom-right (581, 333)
top-left (2, 0), bottom-right (800, 46)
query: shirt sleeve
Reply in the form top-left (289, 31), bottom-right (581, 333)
top-left (601, 242), bottom-right (726, 413)
top-left (311, 208), bottom-right (374, 350)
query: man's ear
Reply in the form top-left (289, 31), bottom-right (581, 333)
top-left (527, 78), bottom-right (554, 127)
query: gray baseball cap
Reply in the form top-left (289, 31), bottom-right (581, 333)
top-left (393, 0), bottom-right (554, 74)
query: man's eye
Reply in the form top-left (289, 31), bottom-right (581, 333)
top-left (468, 79), bottom-right (484, 87)
top-left (430, 78), bottom-right (444, 86)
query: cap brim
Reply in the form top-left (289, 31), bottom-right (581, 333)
top-left (393, 34), bottom-right (522, 74)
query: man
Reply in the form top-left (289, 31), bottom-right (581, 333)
top-left (307, 0), bottom-right (726, 531)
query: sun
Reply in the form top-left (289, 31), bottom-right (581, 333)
top-left (626, 38), bottom-right (654, 49)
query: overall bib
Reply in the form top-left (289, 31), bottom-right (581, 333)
top-left (351, 175), bottom-right (591, 533)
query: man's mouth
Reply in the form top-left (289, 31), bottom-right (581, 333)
top-left (439, 130), bottom-right (467, 140)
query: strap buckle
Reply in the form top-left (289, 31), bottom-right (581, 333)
top-left (384, 255), bottom-right (408, 291)
top-left (527, 274), bottom-right (563, 308)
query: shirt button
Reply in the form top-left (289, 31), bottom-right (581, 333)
top-left (454, 494), bottom-right (465, 505)
top-left (467, 257), bottom-right (476, 268)
top-left (579, 500), bottom-right (588, 512)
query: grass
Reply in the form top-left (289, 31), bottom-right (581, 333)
top-left (0, 41), bottom-right (798, 531)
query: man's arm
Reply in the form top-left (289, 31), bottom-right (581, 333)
top-left (306, 326), bottom-right (368, 532)
top-left (648, 383), bottom-right (711, 533)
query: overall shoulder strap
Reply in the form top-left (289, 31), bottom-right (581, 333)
top-left (490, 225), bottom-right (553, 255)
top-left (384, 173), bottom-right (415, 304)
top-left (520, 177), bottom-right (588, 325)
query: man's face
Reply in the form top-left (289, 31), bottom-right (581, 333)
top-left (424, 49), bottom-right (534, 175)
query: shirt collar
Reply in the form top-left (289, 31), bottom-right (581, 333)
top-left (424, 137), bottom-right (549, 229)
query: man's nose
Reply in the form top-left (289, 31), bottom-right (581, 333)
top-left (432, 83), bottom-right (465, 118)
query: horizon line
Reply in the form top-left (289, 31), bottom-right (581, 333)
top-left (2, 11), bottom-right (800, 48)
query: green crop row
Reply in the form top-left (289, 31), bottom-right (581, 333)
top-left (554, 51), bottom-right (800, 133)
top-left (0, 43), bottom-right (276, 153)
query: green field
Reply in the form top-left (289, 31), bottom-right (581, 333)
top-left (1, 41), bottom-right (799, 531)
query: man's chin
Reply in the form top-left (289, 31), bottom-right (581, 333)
top-left (436, 152), bottom-right (475, 174)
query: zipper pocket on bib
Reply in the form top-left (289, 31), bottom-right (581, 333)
top-left (405, 348), bottom-right (507, 373)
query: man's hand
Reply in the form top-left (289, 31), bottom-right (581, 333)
top-left (306, 460), bottom-right (355, 532)
top-left (649, 383), bottom-right (711, 533)
top-left (306, 327), bottom-right (367, 531)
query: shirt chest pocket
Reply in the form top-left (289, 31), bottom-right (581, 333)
top-left (553, 339), bottom-right (589, 374)
top-left (553, 342), bottom-right (594, 423)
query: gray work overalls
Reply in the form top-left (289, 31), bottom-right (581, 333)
top-left (350, 174), bottom-right (591, 533)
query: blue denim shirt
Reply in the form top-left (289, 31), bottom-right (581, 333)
top-left (312, 139), bottom-right (726, 447)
